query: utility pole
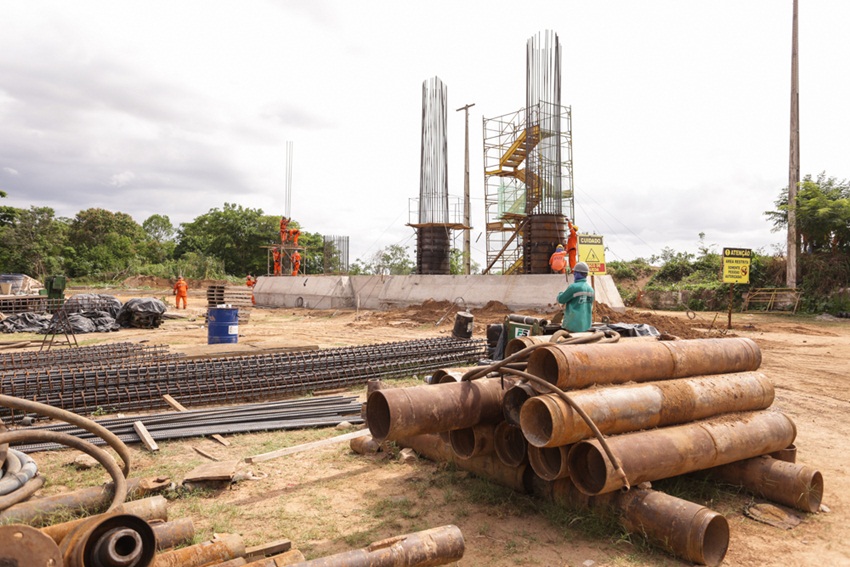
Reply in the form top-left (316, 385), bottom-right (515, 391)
top-left (786, 0), bottom-right (800, 288)
top-left (456, 103), bottom-right (475, 275)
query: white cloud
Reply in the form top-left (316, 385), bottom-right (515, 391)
top-left (109, 171), bottom-right (136, 187)
top-left (2, 167), bottom-right (18, 176)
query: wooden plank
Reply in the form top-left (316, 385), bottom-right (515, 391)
top-left (162, 395), bottom-right (189, 412)
top-left (183, 459), bottom-right (239, 482)
top-left (245, 429), bottom-right (370, 464)
top-left (133, 421), bottom-right (159, 452)
top-left (244, 539), bottom-right (292, 561)
top-left (211, 434), bottom-right (231, 447)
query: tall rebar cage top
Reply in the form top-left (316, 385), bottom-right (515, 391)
top-left (322, 235), bottom-right (350, 274)
top-left (482, 30), bottom-right (575, 274)
top-left (419, 76), bottom-right (449, 225)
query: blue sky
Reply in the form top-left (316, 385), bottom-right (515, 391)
top-left (2, 1), bottom-right (847, 267)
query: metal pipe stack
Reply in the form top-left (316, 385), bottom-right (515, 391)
top-left (366, 337), bottom-right (825, 566)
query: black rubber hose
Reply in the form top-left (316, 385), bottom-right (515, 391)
top-left (0, 430), bottom-right (127, 511)
top-left (0, 394), bottom-right (130, 477)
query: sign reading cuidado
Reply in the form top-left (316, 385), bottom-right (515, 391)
top-left (578, 234), bottom-right (606, 275)
top-left (722, 247), bottom-right (752, 284)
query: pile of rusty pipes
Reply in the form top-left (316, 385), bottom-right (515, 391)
top-left (366, 337), bottom-right (825, 567)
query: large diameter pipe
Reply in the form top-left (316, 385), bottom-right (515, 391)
top-left (449, 423), bottom-right (495, 459)
top-left (617, 488), bottom-right (729, 566)
top-left (569, 411), bottom-right (796, 495)
top-left (493, 422), bottom-right (527, 468)
top-left (504, 336), bottom-right (553, 358)
top-left (153, 533), bottom-right (245, 567)
top-left (704, 455), bottom-right (823, 513)
top-left (521, 372), bottom-right (775, 447)
top-left (501, 383), bottom-right (536, 427)
top-left (527, 337), bottom-right (761, 390)
top-left (59, 513), bottom-right (157, 567)
top-left (527, 445), bottom-right (571, 481)
top-left (399, 434), bottom-right (527, 493)
top-left (3, 477), bottom-right (170, 525)
top-left (42, 496), bottom-right (169, 545)
top-left (283, 525), bottom-right (464, 567)
top-left (368, 378), bottom-right (512, 441)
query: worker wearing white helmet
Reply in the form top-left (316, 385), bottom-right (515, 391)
top-left (557, 261), bottom-right (594, 332)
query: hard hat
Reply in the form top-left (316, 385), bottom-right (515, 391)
top-left (556, 244), bottom-right (564, 251)
top-left (573, 225), bottom-right (579, 231)
top-left (573, 261), bottom-right (589, 275)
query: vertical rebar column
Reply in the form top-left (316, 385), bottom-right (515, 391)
top-left (525, 31), bottom-right (566, 273)
top-left (322, 235), bottom-right (350, 274)
top-left (417, 76), bottom-right (451, 274)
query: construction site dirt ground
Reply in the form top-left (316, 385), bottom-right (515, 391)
top-left (10, 285), bottom-right (850, 567)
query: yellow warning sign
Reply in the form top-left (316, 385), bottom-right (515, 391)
top-left (722, 247), bottom-right (751, 284)
top-left (577, 234), bottom-right (606, 275)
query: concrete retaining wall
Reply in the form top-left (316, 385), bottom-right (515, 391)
top-left (254, 274), bottom-right (624, 313)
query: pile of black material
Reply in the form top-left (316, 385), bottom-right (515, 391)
top-left (64, 294), bottom-right (123, 318)
top-left (116, 298), bottom-right (167, 329)
top-left (0, 312), bottom-right (52, 333)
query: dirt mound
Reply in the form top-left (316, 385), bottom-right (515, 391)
top-left (122, 275), bottom-right (172, 289)
top-left (594, 304), bottom-right (713, 340)
top-left (470, 300), bottom-right (512, 321)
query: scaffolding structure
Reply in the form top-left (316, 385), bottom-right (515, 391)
top-left (322, 235), bottom-right (350, 274)
top-left (482, 31), bottom-right (574, 274)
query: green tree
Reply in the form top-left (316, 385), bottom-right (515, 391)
top-left (176, 204), bottom-right (280, 276)
top-left (141, 214), bottom-right (176, 264)
top-left (352, 244), bottom-right (414, 275)
top-left (449, 248), bottom-right (481, 274)
top-left (65, 208), bottom-right (146, 277)
top-left (0, 206), bottom-right (69, 278)
top-left (765, 172), bottom-right (850, 253)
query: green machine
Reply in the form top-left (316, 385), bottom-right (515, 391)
top-left (44, 275), bottom-right (67, 311)
top-left (504, 314), bottom-right (548, 339)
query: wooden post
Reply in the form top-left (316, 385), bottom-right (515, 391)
top-left (727, 284), bottom-right (735, 330)
top-left (786, 0), bottom-right (800, 288)
top-left (456, 103), bottom-right (475, 275)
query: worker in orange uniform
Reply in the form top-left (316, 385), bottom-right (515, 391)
top-left (279, 217), bottom-right (290, 245)
top-left (246, 274), bottom-right (256, 305)
top-left (172, 276), bottom-right (188, 309)
top-left (291, 250), bottom-right (301, 276)
top-left (287, 228), bottom-right (301, 247)
top-left (549, 244), bottom-right (567, 274)
top-left (272, 249), bottom-right (282, 276)
top-left (566, 220), bottom-right (579, 271)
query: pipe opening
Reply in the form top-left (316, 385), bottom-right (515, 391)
top-left (502, 384), bottom-right (534, 427)
top-left (494, 423), bottom-right (527, 467)
top-left (520, 397), bottom-right (555, 447)
top-left (527, 349), bottom-right (560, 385)
top-left (568, 443), bottom-right (607, 494)
top-left (803, 471), bottom-right (824, 512)
top-left (529, 446), bottom-right (567, 481)
top-left (449, 428), bottom-right (476, 459)
top-left (366, 392), bottom-right (391, 441)
top-left (114, 533), bottom-right (140, 557)
top-left (701, 514), bottom-right (730, 567)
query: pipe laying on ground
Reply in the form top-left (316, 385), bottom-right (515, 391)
top-left (449, 423), bottom-right (496, 459)
top-left (703, 455), bottom-right (823, 513)
top-left (59, 513), bottom-right (157, 567)
top-left (41, 495), bottom-right (169, 544)
top-left (568, 410), bottom-right (797, 495)
top-left (526, 337), bottom-right (761, 390)
top-left (153, 533), bottom-right (245, 567)
top-left (283, 525), bottom-right (464, 567)
top-left (152, 517), bottom-right (196, 551)
top-left (399, 434), bottom-right (528, 493)
top-left (521, 372), bottom-right (775, 447)
top-left (368, 378), bottom-right (513, 442)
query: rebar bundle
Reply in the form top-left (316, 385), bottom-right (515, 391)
top-left (0, 342), bottom-right (178, 372)
top-left (11, 395), bottom-right (364, 453)
top-left (0, 337), bottom-right (485, 417)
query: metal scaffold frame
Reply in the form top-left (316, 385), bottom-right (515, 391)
top-left (482, 102), bottom-right (574, 274)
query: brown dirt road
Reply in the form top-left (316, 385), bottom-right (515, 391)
top-left (15, 286), bottom-right (850, 566)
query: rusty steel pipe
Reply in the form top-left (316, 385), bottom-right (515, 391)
top-left (3, 477), bottom-right (170, 525)
top-left (283, 525), bottom-right (464, 567)
top-left (210, 559), bottom-right (248, 567)
top-left (350, 434), bottom-right (382, 455)
top-left (529, 477), bottom-right (729, 566)
top-left (42, 496), bottom-right (169, 545)
top-left (527, 445), bottom-right (571, 481)
top-left (705, 455), bottom-right (823, 513)
top-left (493, 422), bottom-right (527, 467)
top-left (59, 513), bottom-right (157, 567)
top-left (521, 372), bottom-right (775, 447)
top-left (449, 423), bottom-right (495, 459)
top-left (429, 368), bottom-right (470, 384)
top-left (0, 524), bottom-right (64, 567)
top-left (526, 337), bottom-right (761, 390)
top-left (152, 518), bottom-right (196, 551)
top-left (770, 444), bottom-right (797, 463)
top-left (569, 411), bottom-right (797, 495)
top-left (504, 336), bottom-right (553, 358)
top-left (399, 434), bottom-right (528, 493)
top-left (153, 533), bottom-right (245, 567)
top-left (618, 487), bottom-right (729, 566)
top-left (501, 383), bottom-right (536, 427)
top-left (243, 549), bottom-right (305, 565)
top-left (367, 378), bottom-right (512, 441)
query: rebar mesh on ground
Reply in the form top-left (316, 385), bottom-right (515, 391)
top-left (0, 343), bottom-right (177, 371)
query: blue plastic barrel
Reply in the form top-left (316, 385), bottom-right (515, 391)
top-left (208, 307), bottom-right (239, 344)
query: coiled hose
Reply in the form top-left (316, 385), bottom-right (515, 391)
top-left (0, 394), bottom-right (132, 512)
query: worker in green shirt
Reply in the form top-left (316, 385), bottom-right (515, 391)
top-left (557, 261), bottom-right (594, 332)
